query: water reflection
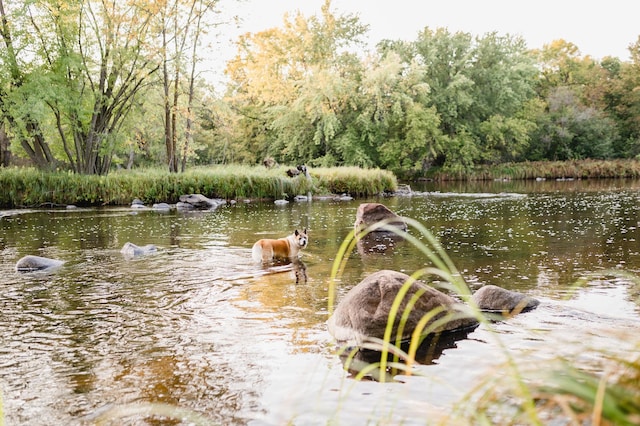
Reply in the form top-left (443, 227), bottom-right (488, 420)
top-left (0, 181), bottom-right (639, 424)
top-left (355, 231), bottom-right (406, 258)
top-left (338, 325), bottom-right (479, 382)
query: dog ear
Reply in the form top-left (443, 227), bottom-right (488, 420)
top-left (295, 229), bottom-right (299, 236)
top-left (303, 228), bottom-right (307, 234)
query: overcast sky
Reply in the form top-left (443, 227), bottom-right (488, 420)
top-left (207, 0), bottom-right (640, 84)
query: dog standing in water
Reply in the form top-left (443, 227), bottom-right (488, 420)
top-left (252, 229), bottom-right (308, 263)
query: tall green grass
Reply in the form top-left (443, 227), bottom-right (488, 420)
top-left (424, 159), bottom-right (640, 181)
top-left (0, 165), bottom-right (397, 208)
top-left (329, 217), bottom-right (640, 424)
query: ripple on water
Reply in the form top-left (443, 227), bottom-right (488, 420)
top-left (1, 193), bottom-right (640, 424)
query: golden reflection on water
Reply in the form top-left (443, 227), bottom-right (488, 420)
top-left (0, 181), bottom-right (640, 424)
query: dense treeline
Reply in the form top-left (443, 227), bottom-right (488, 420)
top-left (1, 0), bottom-right (640, 179)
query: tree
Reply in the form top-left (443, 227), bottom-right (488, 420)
top-left (390, 28), bottom-right (538, 172)
top-left (157, 0), bottom-right (224, 172)
top-left (225, 0), bottom-right (368, 165)
top-left (528, 87), bottom-right (616, 160)
top-left (604, 37), bottom-right (640, 157)
top-left (355, 51), bottom-right (443, 175)
top-left (0, 0), bottom-right (57, 169)
top-left (0, 0), bottom-right (160, 174)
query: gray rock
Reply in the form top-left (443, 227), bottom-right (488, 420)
top-left (176, 201), bottom-right (194, 210)
top-left (152, 202), bottom-right (171, 211)
top-left (120, 242), bottom-right (157, 257)
top-left (327, 270), bottom-right (477, 346)
top-left (178, 194), bottom-right (225, 209)
top-left (395, 184), bottom-right (412, 195)
top-left (15, 255), bottom-right (65, 272)
top-left (472, 284), bottom-right (540, 314)
top-left (354, 203), bottom-right (407, 233)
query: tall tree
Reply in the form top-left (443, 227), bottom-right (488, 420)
top-left (0, 0), bottom-right (57, 169)
top-left (0, 0), bottom-right (160, 174)
top-left (604, 38), bottom-right (640, 157)
top-left (405, 28), bottom-right (539, 172)
top-left (225, 0), bottom-right (367, 165)
top-left (354, 51), bottom-right (443, 174)
top-left (155, 0), bottom-right (223, 173)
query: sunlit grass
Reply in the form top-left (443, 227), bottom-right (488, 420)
top-left (0, 165), bottom-right (397, 208)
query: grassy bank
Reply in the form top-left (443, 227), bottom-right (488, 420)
top-left (0, 165), bottom-right (397, 208)
top-left (423, 159), bottom-right (640, 181)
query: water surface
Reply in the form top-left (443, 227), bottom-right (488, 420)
top-left (1, 179), bottom-right (639, 424)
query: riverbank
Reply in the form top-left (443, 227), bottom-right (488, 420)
top-left (3, 159), bottom-right (640, 209)
top-left (422, 158), bottom-right (640, 181)
top-left (0, 165), bottom-right (397, 208)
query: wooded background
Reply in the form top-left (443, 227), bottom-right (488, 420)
top-left (1, 0), bottom-right (639, 178)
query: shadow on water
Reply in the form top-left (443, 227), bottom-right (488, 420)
top-left (338, 324), bottom-right (479, 381)
top-left (355, 231), bottom-right (406, 258)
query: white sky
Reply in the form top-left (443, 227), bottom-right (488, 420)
top-left (206, 0), bottom-right (640, 84)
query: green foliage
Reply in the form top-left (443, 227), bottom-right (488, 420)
top-left (0, 165), bottom-right (396, 208)
top-left (311, 166), bottom-right (397, 196)
top-left (406, 28), bottom-right (539, 173)
top-left (225, 1), bottom-right (367, 167)
top-left (424, 159), bottom-right (640, 181)
top-left (529, 87), bottom-right (617, 161)
top-left (2, 1), bottom-right (640, 179)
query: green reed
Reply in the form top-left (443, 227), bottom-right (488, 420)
top-left (0, 165), bottom-right (397, 208)
top-left (329, 215), bottom-right (640, 424)
top-left (328, 216), bottom-right (540, 422)
top-left (425, 159), bottom-right (640, 181)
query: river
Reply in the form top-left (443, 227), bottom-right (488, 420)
top-left (1, 178), bottom-right (639, 425)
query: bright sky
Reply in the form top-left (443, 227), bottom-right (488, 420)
top-left (207, 0), bottom-right (640, 84)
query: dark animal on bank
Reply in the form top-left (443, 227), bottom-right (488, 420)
top-left (286, 164), bottom-right (308, 177)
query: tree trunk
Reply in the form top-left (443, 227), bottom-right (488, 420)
top-left (0, 121), bottom-right (11, 167)
top-left (171, 64), bottom-right (180, 172)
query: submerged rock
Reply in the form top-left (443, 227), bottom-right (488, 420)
top-left (472, 284), bottom-right (540, 314)
top-left (131, 198), bottom-right (146, 209)
top-left (120, 242), bottom-right (157, 257)
top-left (152, 202), bottom-right (171, 211)
top-left (15, 255), bottom-right (65, 272)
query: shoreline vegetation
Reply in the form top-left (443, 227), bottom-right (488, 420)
top-left (1, 159), bottom-right (640, 209)
top-left (425, 158), bottom-right (640, 181)
top-left (0, 165), bottom-right (397, 209)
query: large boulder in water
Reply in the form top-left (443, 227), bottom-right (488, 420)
top-left (327, 270), bottom-right (477, 346)
top-left (472, 284), bottom-right (540, 315)
top-left (15, 255), bottom-right (65, 272)
top-left (328, 271), bottom-right (541, 348)
top-left (354, 203), bottom-right (407, 234)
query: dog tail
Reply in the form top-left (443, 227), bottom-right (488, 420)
top-left (251, 242), bottom-right (262, 263)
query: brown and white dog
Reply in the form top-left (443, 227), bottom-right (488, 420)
top-left (252, 229), bottom-right (308, 263)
